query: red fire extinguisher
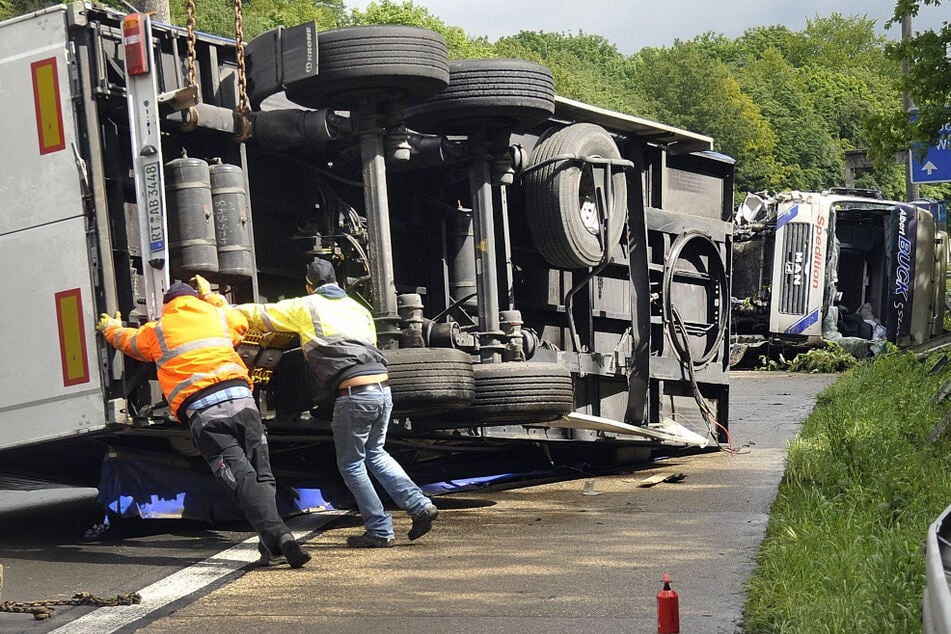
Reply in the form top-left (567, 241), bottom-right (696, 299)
top-left (657, 573), bottom-right (680, 634)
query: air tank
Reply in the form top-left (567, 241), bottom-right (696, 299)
top-left (165, 156), bottom-right (218, 275)
top-left (209, 162), bottom-right (254, 278)
top-left (446, 208), bottom-right (477, 311)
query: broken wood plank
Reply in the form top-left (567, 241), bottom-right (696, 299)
top-left (632, 472), bottom-right (687, 488)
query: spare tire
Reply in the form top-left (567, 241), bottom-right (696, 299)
top-left (385, 347), bottom-right (474, 418)
top-left (523, 123), bottom-right (627, 269)
top-left (284, 25), bottom-right (450, 109)
top-left (417, 362), bottom-right (573, 428)
top-left (404, 58), bottom-right (555, 134)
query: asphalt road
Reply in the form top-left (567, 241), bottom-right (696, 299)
top-left (0, 488), bottom-right (261, 633)
top-left (0, 371), bottom-right (838, 633)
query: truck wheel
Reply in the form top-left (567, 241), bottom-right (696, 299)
top-left (404, 59), bottom-right (555, 134)
top-left (523, 123), bottom-right (627, 269)
top-left (419, 362), bottom-right (573, 428)
top-left (386, 347), bottom-right (475, 417)
top-left (284, 25), bottom-right (449, 108)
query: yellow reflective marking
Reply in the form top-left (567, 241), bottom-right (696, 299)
top-left (31, 58), bottom-right (66, 154)
top-left (56, 289), bottom-right (90, 386)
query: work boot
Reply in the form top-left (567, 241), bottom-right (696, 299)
top-left (347, 532), bottom-right (395, 548)
top-left (408, 504), bottom-right (439, 541)
top-left (256, 541), bottom-right (286, 567)
top-left (278, 534), bottom-right (311, 569)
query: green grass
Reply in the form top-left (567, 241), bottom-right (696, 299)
top-left (743, 350), bottom-right (951, 633)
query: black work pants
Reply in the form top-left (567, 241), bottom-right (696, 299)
top-left (188, 396), bottom-right (289, 554)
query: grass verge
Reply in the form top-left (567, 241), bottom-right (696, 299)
top-left (742, 350), bottom-right (951, 633)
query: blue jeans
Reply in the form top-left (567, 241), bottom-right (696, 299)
top-left (331, 385), bottom-right (431, 538)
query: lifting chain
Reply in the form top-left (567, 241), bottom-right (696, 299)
top-left (0, 591), bottom-right (141, 621)
top-left (184, 0), bottom-right (198, 90)
top-left (182, 0), bottom-right (199, 131)
top-left (231, 0), bottom-right (251, 142)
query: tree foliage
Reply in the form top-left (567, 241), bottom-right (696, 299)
top-left (166, 0), bottom-right (346, 40)
top-left (874, 0), bottom-right (949, 153)
top-left (634, 42), bottom-right (782, 191)
top-left (1, 0), bottom-right (947, 201)
top-left (3, 0), bottom-right (61, 19)
top-left (344, 0), bottom-right (494, 59)
top-left (495, 31), bottom-right (649, 116)
top-left (737, 48), bottom-right (841, 191)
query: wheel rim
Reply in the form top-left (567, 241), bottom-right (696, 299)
top-left (578, 165), bottom-right (601, 235)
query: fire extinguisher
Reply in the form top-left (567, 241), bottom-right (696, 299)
top-left (657, 573), bottom-right (680, 634)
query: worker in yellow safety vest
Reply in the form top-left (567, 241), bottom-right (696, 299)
top-left (229, 259), bottom-right (439, 548)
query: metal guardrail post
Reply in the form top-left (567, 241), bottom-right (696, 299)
top-left (923, 503), bottom-right (951, 633)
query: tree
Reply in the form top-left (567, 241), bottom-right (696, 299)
top-left (167, 0), bottom-right (346, 40)
top-left (737, 48), bottom-right (842, 191)
top-left (731, 15), bottom-right (905, 194)
top-left (866, 0), bottom-right (948, 158)
top-left (803, 65), bottom-right (906, 197)
top-left (633, 42), bottom-right (783, 192)
top-left (345, 1), bottom-right (494, 59)
top-left (495, 31), bottom-right (651, 117)
top-left (4, 0), bottom-right (61, 18)
top-left (788, 13), bottom-right (887, 70)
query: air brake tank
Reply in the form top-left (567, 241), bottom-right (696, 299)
top-left (165, 156), bottom-right (218, 275)
top-left (209, 162), bottom-right (253, 278)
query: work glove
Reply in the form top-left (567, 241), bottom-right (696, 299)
top-left (96, 311), bottom-right (122, 333)
top-left (191, 274), bottom-right (212, 299)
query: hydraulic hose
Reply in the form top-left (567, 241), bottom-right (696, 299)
top-left (662, 231), bottom-right (729, 369)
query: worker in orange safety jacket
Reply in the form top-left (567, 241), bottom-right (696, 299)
top-left (95, 281), bottom-right (310, 568)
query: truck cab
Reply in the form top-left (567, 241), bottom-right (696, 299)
top-left (733, 188), bottom-right (947, 360)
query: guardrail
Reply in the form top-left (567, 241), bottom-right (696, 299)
top-left (924, 502), bottom-right (951, 633)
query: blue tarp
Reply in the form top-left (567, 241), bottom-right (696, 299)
top-left (97, 448), bottom-right (332, 521)
top-left (97, 447), bottom-right (558, 521)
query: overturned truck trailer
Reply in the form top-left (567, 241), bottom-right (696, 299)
top-left (0, 3), bottom-right (733, 514)
top-left (732, 189), bottom-right (947, 363)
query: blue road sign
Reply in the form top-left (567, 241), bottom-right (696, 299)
top-left (910, 123), bottom-right (951, 184)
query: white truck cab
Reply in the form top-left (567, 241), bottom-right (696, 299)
top-left (733, 188), bottom-right (946, 358)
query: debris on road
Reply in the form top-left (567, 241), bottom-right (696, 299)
top-left (630, 472), bottom-right (687, 488)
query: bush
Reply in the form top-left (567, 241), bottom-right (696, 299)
top-left (757, 341), bottom-right (860, 373)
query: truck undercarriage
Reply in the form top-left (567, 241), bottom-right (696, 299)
top-left (0, 4), bottom-right (734, 518)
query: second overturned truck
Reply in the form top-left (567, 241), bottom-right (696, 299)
top-left (0, 3), bottom-right (734, 512)
top-left (732, 188), bottom-right (948, 363)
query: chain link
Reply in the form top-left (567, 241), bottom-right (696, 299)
top-left (1, 592), bottom-right (141, 621)
top-left (184, 0), bottom-right (198, 89)
top-left (232, 0), bottom-right (251, 140)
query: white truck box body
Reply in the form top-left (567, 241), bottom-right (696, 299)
top-left (0, 6), bottom-right (107, 449)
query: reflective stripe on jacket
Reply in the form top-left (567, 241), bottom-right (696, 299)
top-left (235, 285), bottom-right (386, 404)
top-left (103, 294), bottom-right (252, 422)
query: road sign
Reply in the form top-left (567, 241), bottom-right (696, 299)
top-left (910, 123), bottom-right (951, 184)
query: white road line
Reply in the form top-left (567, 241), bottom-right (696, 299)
top-left (49, 514), bottom-right (345, 634)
